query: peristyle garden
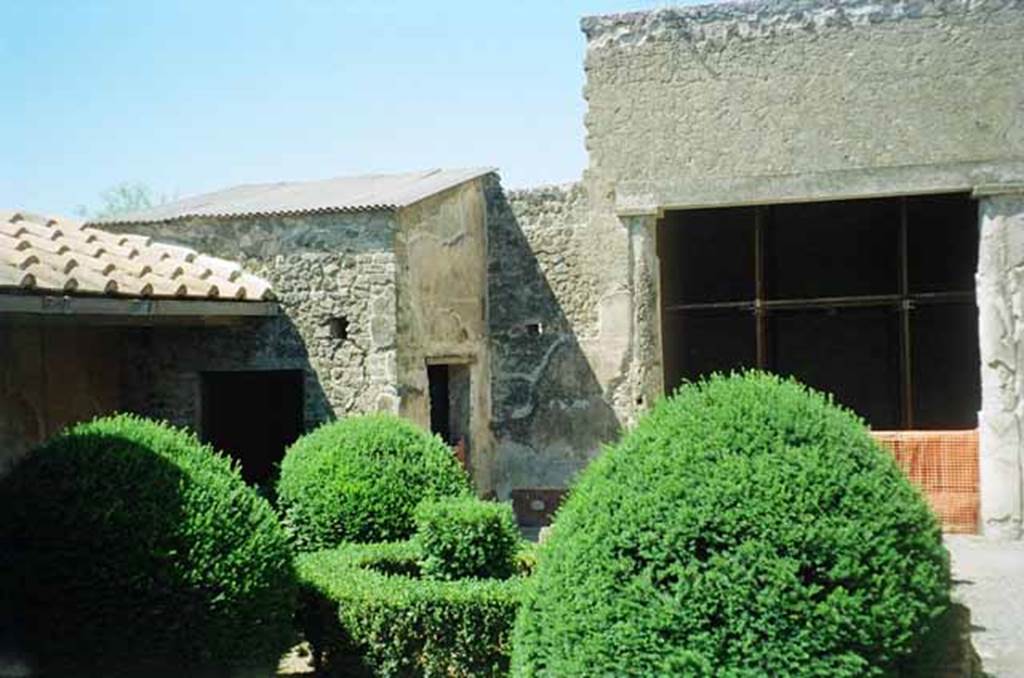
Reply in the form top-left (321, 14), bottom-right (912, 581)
top-left (0, 372), bottom-right (952, 676)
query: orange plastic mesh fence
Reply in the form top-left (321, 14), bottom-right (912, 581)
top-left (870, 429), bottom-right (979, 534)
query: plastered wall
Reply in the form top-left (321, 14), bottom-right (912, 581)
top-left (0, 324), bottom-right (121, 470)
top-left (394, 179), bottom-right (494, 491)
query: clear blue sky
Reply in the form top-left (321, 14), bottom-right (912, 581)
top-left (1, 0), bottom-right (676, 216)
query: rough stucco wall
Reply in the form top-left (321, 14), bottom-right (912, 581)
top-left (394, 179), bottom-right (494, 491)
top-left (977, 193), bottom-right (1024, 540)
top-left (582, 0), bottom-right (1024, 212)
top-left (581, 0), bottom-right (1024, 538)
top-left (109, 211), bottom-right (399, 430)
top-left (0, 324), bottom-right (121, 471)
top-left (487, 177), bottom-right (625, 497)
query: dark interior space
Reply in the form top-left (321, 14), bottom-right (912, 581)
top-left (911, 304), bottom-right (982, 429)
top-left (428, 363), bottom-right (471, 453)
top-left (658, 193), bottom-right (979, 429)
top-left (201, 370), bottom-right (304, 485)
top-left (769, 308), bottom-right (901, 428)
top-left (663, 311), bottom-right (756, 396)
top-left (766, 198), bottom-right (900, 299)
top-left (657, 206), bottom-right (755, 304)
top-left (907, 194), bottom-right (978, 294)
top-left (428, 364), bottom-right (451, 443)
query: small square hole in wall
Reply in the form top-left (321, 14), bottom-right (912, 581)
top-left (328, 316), bottom-right (349, 341)
top-left (524, 322), bottom-right (543, 336)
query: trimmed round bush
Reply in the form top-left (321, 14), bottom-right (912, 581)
top-left (415, 497), bottom-right (520, 581)
top-left (512, 372), bottom-right (950, 677)
top-left (277, 414), bottom-right (471, 549)
top-left (0, 414), bottom-right (297, 675)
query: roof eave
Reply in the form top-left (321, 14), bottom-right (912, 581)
top-left (88, 203), bottom-right (399, 227)
top-left (0, 292), bottom-right (279, 319)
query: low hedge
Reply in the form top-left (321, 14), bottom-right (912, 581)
top-left (0, 414), bottom-right (297, 676)
top-left (512, 372), bottom-right (950, 677)
top-left (277, 414), bottom-right (471, 550)
top-left (415, 497), bottom-right (520, 580)
top-left (296, 541), bottom-right (527, 677)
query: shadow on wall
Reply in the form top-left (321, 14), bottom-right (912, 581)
top-left (484, 177), bottom-right (621, 499)
top-left (121, 313), bottom-right (334, 477)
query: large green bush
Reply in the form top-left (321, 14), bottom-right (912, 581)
top-left (415, 496), bottom-right (520, 581)
top-left (512, 372), bottom-right (950, 677)
top-left (277, 414), bottom-right (471, 549)
top-left (297, 541), bottom-right (525, 677)
top-left (0, 414), bottom-right (297, 676)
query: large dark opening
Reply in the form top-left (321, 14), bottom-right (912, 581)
top-left (201, 370), bottom-right (304, 485)
top-left (658, 193), bottom-right (980, 429)
top-left (427, 362), bottom-right (472, 467)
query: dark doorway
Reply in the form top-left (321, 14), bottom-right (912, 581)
top-left (427, 365), bottom-right (451, 442)
top-left (427, 363), bottom-right (471, 466)
top-left (201, 370), bottom-right (304, 485)
top-left (658, 193), bottom-right (980, 429)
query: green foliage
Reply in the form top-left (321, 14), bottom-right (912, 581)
top-left (512, 372), bottom-right (950, 677)
top-left (415, 497), bottom-right (520, 581)
top-left (514, 540), bottom-right (539, 577)
top-left (74, 181), bottom-right (172, 219)
top-left (297, 542), bottom-right (525, 677)
top-left (277, 414), bottom-right (471, 549)
top-left (0, 414), bottom-right (297, 675)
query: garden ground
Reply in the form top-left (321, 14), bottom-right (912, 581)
top-left (947, 536), bottom-right (1024, 677)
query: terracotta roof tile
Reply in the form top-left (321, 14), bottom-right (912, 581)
top-left (0, 212), bottom-right (274, 301)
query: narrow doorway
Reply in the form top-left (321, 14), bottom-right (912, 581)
top-left (427, 363), bottom-right (471, 468)
top-left (200, 370), bottom-right (304, 486)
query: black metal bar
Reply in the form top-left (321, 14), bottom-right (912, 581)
top-left (755, 206), bottom-right (767, 368)
top-left (663, 301), bottom-right (755, 313)
top-left (761, 294), bottom-right (903, 310)
top-left (907, 291), bottom-right (975, 305)
top-left (899, 197), bottom-right (914, 429)
top-left (663, 290), bottom-right (974, 315)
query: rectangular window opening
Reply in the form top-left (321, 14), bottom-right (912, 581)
top-left (657, 193), bottom-right (979, 430)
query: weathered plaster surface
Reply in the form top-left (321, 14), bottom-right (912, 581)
top-left (977, 194), bottom-right (1024, 540)
top-left (487, 178), bottom-right (626, 496)
top-left (395, 179), bottom-right (494, 490)
top-left (580, 0), bottom-right (1024, 538)
top-left (582, 0), bottom-right (1024, 211)
top-left (107, 211), bottom-right (400, 430)
top-left (0, 325), bottom-right (121, 470)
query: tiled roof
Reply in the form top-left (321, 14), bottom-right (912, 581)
top-left (89, 167), bottom-right (496, 225)
top-left (0, 211), bottom-right (273, 301)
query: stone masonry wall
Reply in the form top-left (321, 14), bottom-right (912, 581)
top-left (487, 177), bottom-right (626, 497)
top-left (582, 0), bottom-right (1024, 213)
top-left (108, 211), bottom-right (399, 431)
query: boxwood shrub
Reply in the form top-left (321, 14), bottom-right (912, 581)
top-left (277, 414), bottom-right (471, 549)
top-left (0, 414), bottom-right (297, 676)
top-left (297, 541), bottom-right (526, 677)
top-left (415, 496), bottom-right (520, 580)
top-left (512, 372), bottom-right (950, 677)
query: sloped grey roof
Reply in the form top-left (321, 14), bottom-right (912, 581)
top-left (89, 167), bottom-right (495, 226)
top-left (0, 211), bottom-right (273, 300)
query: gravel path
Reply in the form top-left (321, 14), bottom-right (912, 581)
top-left (947, 535), bottom-right (1024, 677)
